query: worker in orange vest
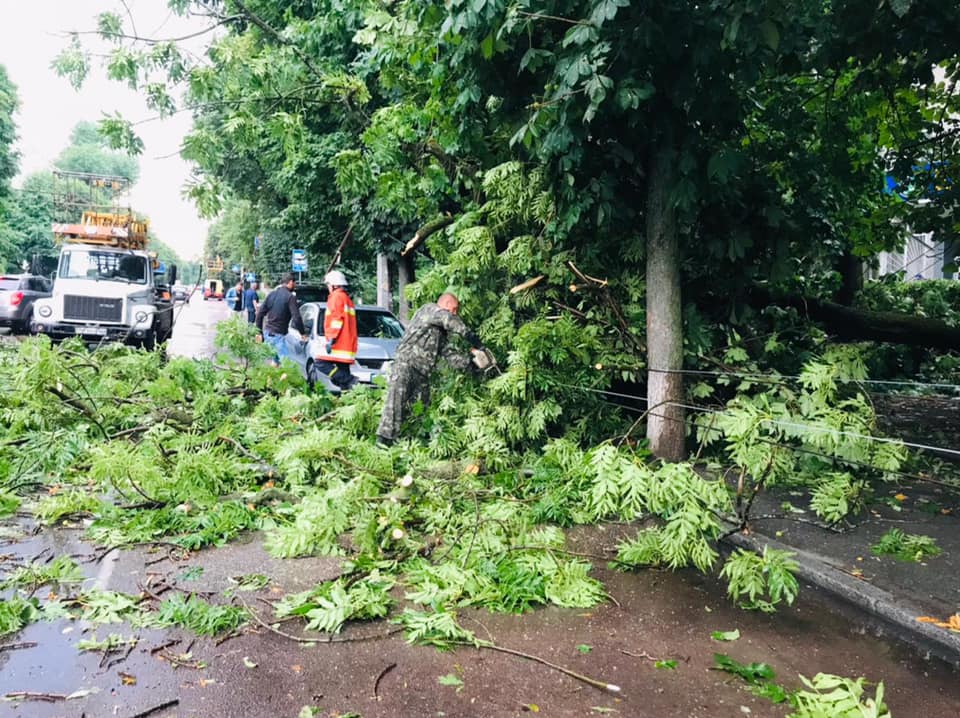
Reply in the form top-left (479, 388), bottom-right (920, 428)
top-left (312, 270), bottom-right (358, 390)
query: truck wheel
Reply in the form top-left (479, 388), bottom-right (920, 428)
top-left (140, 332), bottom-right (156, 351)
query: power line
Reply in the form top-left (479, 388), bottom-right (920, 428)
top-left (645, 367), bottom-right (960, 393)
top-left (590, 395), bottom-right (960, 491)
top-left (551, 381), bottom-right (960, 458)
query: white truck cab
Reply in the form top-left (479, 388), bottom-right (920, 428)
top-left (31, 212), bottom-right (175, 349)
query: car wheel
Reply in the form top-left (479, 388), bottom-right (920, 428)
top-left (11, 320), bottom-right (28, 335)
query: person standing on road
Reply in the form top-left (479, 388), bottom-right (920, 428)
top-left (376, 292), bottom-right (485, 446)
top-left (255, 273), bottom-right (306, 366)
top-left (311, 270), bottom-right (358, 391)
top-left (242, 281), bottom-right (260, 324)
top-left (231, 281), bottom-right (244, 313)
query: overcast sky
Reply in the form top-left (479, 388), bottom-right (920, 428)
top-left (0, 1), bottom-right (211, 260)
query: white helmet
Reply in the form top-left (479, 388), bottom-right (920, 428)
top-left (324, 270), bottom-right (348, 286)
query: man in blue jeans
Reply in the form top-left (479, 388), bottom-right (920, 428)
top-left (255, 273), bottom-right (306, 365)
top-left (242, 281), bottom-right (260, 323)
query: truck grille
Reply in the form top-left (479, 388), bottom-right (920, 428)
top-left (64, 295), bottom-right (123, 323)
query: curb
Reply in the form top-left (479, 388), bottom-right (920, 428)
top-left (722, 531), bottom-right (960, 668)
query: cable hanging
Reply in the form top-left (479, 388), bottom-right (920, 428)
top-left (551, 381), bottom-right (960, 459)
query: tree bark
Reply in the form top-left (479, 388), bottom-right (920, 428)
top-left (834, 251), bottom-right (863, 306)
top-left (376, 253), bottom-right (392, 311)
top-left (397, 253), bottom-right (414, 320)
top-left (645, 148), bottom-right (686, 461)
top-left (775, 295), bottom-right (960, 350)
top-left (401, 216), bottom-right (455, 257)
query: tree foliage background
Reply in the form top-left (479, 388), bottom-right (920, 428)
top-left (0, 119), bottom-right (185, 274)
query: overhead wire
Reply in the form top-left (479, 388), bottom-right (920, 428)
top-left (551, 380), bottom-right (960, 459)
top-left (645, 367), bottom-right (960, 393)
top-left (587, 394), bottom-right (960, 491)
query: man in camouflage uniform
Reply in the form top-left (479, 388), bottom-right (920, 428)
top-left (376, 293), bottom-right (484, 446)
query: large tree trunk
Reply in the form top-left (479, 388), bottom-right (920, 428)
top-left (783, 295), bottom-right (960, 350)
top-left (376, 252), bottom-right (391, 311)
top-left (834, 251), bottom-right (863, 306)
top-left (397, 254), bottom-right (414, 321)
top-left (645, 148), bottom-right (685, 461)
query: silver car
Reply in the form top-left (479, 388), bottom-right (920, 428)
top-left (0, 274), bottom-right (53, 333)
top-left (283, 302), bottom-right (404, 393)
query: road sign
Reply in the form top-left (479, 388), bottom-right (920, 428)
top-left (231, 264), bottom-right (240, 273)
top-left (291, 249), bottom-right (307, 272)
top-left (245, 272), bottom-right (257, 282)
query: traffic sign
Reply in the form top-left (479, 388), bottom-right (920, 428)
top-left (291, 249), bottom-right (307, 272)
top-left (245, 272), bottom-right (257, 282)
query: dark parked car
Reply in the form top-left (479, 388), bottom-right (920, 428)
top-left (0, 274), bottom-right (52, 333)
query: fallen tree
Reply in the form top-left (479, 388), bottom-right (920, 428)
top-left (755, 293), bottom-right (960, 351)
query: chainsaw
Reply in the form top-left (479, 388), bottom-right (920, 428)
top-left (472, 347), bottom-right (499, 374)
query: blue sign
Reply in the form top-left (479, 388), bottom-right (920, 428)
top-left (291, 249), bottom-right (307, 272)
top-left (245, 272), bottom-right (257, 282)
top-left (231, 264), bottom-right (240, 273)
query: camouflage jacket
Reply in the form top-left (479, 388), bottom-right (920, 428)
top-left (395, 303), bottom-right (481, 375)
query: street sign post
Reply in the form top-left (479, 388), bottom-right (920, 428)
top-left (291, 249), bottom-right (307, 281)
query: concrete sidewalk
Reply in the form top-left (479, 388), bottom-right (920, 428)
top-left (724, 478), bottom-right (960, 666)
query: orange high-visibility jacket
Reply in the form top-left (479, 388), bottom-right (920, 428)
top-left (319, 287), bottom-right (358, 363)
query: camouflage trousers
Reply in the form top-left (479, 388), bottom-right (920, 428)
top-left (377, 362), bottom-right (430, 442)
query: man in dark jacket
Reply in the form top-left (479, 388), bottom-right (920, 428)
top-left (376, 292), bottom-right (484, 445)
top-left (255, 273), bottom-right (306, 365)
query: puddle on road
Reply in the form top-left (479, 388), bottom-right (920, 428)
top-left (2, 524), bottom-right (958, 717)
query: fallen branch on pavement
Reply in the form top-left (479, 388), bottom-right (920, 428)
top-left (373, 662), bottom-right (397, 699)
top-left (128, 698), bottom-right (180, 718)
top-left (0, 641), bottom-right (37, 652)
top-left (235, 593), bottom-right (403, 644)
top-left (3, 691), bottom-right (67, 702)
top-left (453, 640), bottom-right (622, 694)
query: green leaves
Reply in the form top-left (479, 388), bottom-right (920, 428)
top-left (276, 574), bottom-right (395, 634)
top-left (0, 556), bottom-right (84, 591)
top-left (97, 114), bottom-right (145, 156)
top-left (790, 673), bottom-right (889, 718)
top-left (51, 36), bottom-right (90, 90)
top-left (438, 673), bottom-right (465, 690)
top-left (871, 528), bottom-right (941, 562)
top-left (395, 607), bottom-right (478, 649)
top-left (151, 594), bottom-right (248, 636)
top-left (719, 546), bottom-right (799, 613)
top-left (97, 12), bottom-right (123, 40)
top-left (711, 629), bottom-right (741, 642)
top-left (0, 595), bottom-right (41, 636)
top-left (713, 653), bottom-right (776, 684)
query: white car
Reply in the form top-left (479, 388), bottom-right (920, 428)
top-left (283, 302), bottom-right (404, 393)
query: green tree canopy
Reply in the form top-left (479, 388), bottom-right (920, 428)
top-left (0, 64), bottom-right (21, 268)
top-left (54, 120), bottom-right (140, 183)
top-left (57, 1), bottom-right (960, 454)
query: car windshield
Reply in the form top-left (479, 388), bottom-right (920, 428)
top-left (295, 285), bottom-right (326, 305)
top-left (60, 250), bottom-right (148, 284)
top-left (358, 310), bottom-right (404, 339)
